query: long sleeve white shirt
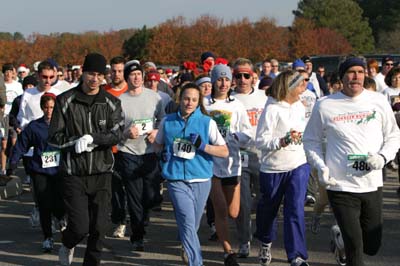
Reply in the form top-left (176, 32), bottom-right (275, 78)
top-left (303, 89), bottom-right (400, 193)
top-left (204, 95), bottom-right (252, 177)
top-left (256, 97), bottom-right (307, 173)
top-left (17, 87), bottom-right (61, 129)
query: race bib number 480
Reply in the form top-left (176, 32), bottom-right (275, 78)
top-left (41, 151), bottom-right (61, 168)
top-left (346, 154), bottom-right (371, 177)
top-left (173, 138), bottom-right (195, 160)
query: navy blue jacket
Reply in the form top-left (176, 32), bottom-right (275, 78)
top-left (10, 117), bottom-right (59, 176)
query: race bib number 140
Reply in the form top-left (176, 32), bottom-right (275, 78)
top-left (173, 138), bottom-right (195, 160)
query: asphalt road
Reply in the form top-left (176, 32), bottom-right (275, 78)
top-left (0, 171), bottom-right (399, 266)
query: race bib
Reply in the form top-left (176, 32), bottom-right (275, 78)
top-left (240, 151), bottom-right (249, 168)
top-left (133, 118), bottom-right (153, 135)
top-left (346, 154), bottom-right (371, 177)
top-left (41, 151), bottom-right (61, 168)
top-left (173, 138), bottom-right (195, 160)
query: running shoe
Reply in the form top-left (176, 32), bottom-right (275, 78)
top-left (237, 241), bottom-right (250, 258)
top-left (209, 223), bottom-right (218, 241)
top-left (112, 224), bottom-right (126, 238)
top-left (310, 214), bottom-right (321, 234)
top-left (131, 239), bottom-right (144, 251)
top-left (59, 244), bottom-right (74, 266)
top-left (30, 206), bottom-right (40, 227)
top-left (330, 225), bottom-right (346, 266)
top-left (259, 243), bottom-right (272, 266)
top-left (42, 238), bottom-right (54, 252)
top-left (290, 257), bottom-right (310, 266)
top-left (224, 252), bottom-right (240, 266)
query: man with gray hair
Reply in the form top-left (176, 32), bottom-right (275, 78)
top-left (303, 57), bottom-right (400, 266)
top-left (231, 58), bottom-right (267, 258)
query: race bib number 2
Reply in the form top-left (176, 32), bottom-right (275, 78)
top-left (133, 119), bottom-right (153, 135)
top-left (41, 151), bottom-right (61, 168)
top-left (346, 154), bottom-right (371, 177)
top-left (173, 138), bottom-right (195, 160)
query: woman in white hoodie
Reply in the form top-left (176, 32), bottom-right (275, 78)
top-left (203, 64), bottom-right (252, 266)
top-left (255, 70), bottom-right (311, 266)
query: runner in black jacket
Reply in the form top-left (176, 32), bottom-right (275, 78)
top-left (48, 53), bottom-right (124, 266)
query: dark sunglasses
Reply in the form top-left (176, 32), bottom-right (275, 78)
top-left (41, 75), bottom-right (55, 79)
top-left (234, 73), bottom-right (251, 79)
top-left (386, 63), bottom-right (394, 66)
top-left (304, 78), bottom-right (310, 82)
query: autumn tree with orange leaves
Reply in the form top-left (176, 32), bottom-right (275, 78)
top-left (0, 15), bottom-right (354, 69)
top-left (289, 17), bottom-right (352, 58)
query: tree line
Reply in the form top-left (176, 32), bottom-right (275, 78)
top-left (0, 0), bottom-right (398, 67)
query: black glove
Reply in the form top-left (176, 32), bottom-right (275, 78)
top-left (190, 133), bottom-right (206, 151)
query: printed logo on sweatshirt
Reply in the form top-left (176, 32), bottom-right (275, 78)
top-left (332, 110), bottom-right (376, 124)
top-left (246, 108), bottom-right (263, 127)
top-left (99, 119), bottom-right (106, 126)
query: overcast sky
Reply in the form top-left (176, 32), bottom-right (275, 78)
top-left (0, 0), bottom-right (299, 37)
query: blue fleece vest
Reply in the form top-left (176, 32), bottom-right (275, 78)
top-left (162, 107), bottom-right (213, 181)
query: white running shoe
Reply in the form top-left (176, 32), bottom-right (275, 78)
top-left (59, 244), bottom-right (74, 266)
top-left (330, 225), bottom-right (346, 266)
top-left (58, 217), bottom-right (67, 232)
top-left (290, 257), bottom-right (310, 266)
top-left (112, 224), bottom-right (126, 238)
top-left (42, 238), bottom-right (54, 252)
top-left (30, 207), bottom-right (40, 227)
top-left (238, 241), bottom-right (250, 258)
top-left (259, 243), bottom-right (272, 266)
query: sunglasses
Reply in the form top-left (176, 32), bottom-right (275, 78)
top-left (41, 75), bottom-right (55, 79)
top-left (386, 63), bottom-right (394, 66)
top-left (234, 73), bottom-right (251, 79)
top-left (304, 78), bottom-right (310, 82)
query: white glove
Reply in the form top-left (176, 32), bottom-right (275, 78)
top-left (74, 135), bottom-right (94, 154)
top-left (366, 153), bottom-right (385, 170)
top-left (318, 167), bottom-right (337, 187)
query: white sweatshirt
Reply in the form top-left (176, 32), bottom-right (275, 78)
top-left (18, 86), bottom-right (61, 129)
top-left (231, 88), bottom-right (267, 150)
top-left (382, 87), bottom-right (400, 105)
top-left (303, 89), bottom-right (400, 193)
top-left (204, 95), bottom-right (252, 177)
top-left (256, 97), bottom-right (308, 173)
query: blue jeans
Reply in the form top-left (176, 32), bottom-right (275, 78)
top-left (167, 179), bottom-right (211, 266)
top-left (256, 163), bottom-right (310, 262)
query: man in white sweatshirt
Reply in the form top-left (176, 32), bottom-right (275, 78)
top-left (303, 57), bottom-right (400, 266)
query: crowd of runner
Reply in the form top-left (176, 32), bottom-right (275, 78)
top-left (1, 51), bottom-right (399, 266)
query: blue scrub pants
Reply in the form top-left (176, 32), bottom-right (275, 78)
top-left (255, 163), bottom-right (310, 261)
top-left (167, 179), bottom-right (211, 266)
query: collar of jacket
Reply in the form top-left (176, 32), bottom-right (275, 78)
top-left (74, 84), bottom-right (108, 105)
top-left (177, 106), bottom-right (202, 121)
